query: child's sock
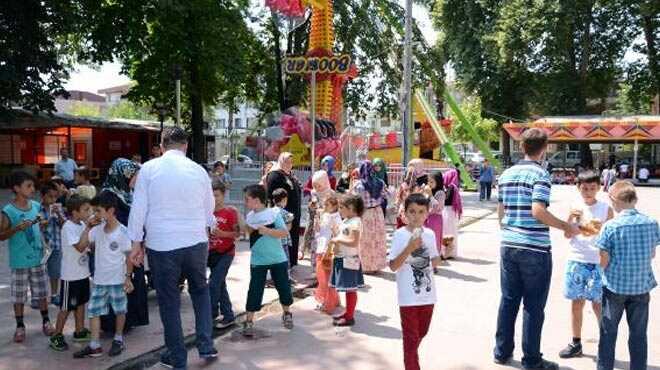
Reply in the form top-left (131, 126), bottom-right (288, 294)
top-left (89, 340), bottom-right (101, 349)
top-left (572, 337), bottom-right (581, 345)
top-left (40, 310), bottom-right (50, 324)
top-left (15, 315), bottom-right (25, 328)
top-left (345, 292), bottom-right (357, 320)
top-left (114, 334), bottom-right (123, 343)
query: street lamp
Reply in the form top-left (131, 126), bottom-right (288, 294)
top-left (152, 102), bottom-right (169, 141)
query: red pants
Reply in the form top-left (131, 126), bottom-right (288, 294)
top-left (400, 304), bottom-right (434, 370)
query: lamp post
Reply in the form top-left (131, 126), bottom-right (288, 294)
top-left (152, 102), bottom-right (169, 142)
top-left (173, 65), bottom-right (182, 125)
top-left (400, 0), bottom-right (413, 167)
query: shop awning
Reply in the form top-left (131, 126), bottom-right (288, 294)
top-left (0, 109), bottom-right (161, 132)
top-left (503, 115), bottom-right (660, 142)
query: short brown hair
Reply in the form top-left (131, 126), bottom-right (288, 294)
top-left (609, 180), bottom-right (637, 204)
top-left (161, 127), bottom-right (188, 148)
top-left (521, 128), bottom-right (548, 157)
top-left (340, 195), bottom-right (365, 217)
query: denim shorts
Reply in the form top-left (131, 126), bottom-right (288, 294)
top-left (564, 260), bottom-right (603, 302)
top-left (46, 249), bottom-right (62, 279)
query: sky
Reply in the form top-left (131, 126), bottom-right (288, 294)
top-left (64, 4), bottom-right (439, 94)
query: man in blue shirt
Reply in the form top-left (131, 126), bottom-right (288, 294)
top-left (596, 180), bottom-right (659, 370)
top-left (479, 159), bottom-right (495, 201)
top-left (54, 148), bottom-right (77, 187)
top-left (494, 128), bottom-right (579, 370)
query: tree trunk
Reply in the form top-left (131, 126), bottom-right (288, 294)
top-left (189, 62), bottom-right (206, 163)
top-left (271, 11), bottom-right (286, 112)
top-left (577, 1), bottom-right (595, 168)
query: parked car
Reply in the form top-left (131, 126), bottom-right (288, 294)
top-left (219, 154), bottom-right (253, 165)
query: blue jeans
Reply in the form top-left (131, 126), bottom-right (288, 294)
top-left (208, 253), bottom-right (235, 321)
top-left (597, 287), bottom-right (650, 370)
top-left (494, 247), bottom-right (552, 368)
top-left (479, 181), bottom-right (492, 200)
top-left (147, 243), bottom-right (215, 370)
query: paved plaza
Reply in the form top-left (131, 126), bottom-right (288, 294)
top-left (0, 186), bottom-right (658, 369)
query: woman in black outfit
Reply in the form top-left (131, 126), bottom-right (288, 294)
top-left (266, 152), bottom-right (302, 267)
top-left (99, 158), bottom-right (149, 333)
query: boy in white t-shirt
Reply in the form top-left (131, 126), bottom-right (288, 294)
top-left (49, 194), bottom-right (95, 352)
top-left (388, 193), bottom-right (441, 370)
top-left (559, 171), bottom-right (613, 359)
top-left (74, 191), bottom-right (133, 359)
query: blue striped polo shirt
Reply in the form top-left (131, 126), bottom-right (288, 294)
top-left (498, 160), bottom-right (552, 253)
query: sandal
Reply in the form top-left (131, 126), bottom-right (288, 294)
top-left (333, 317), bottom-right (355, 327)
top-left (14, 327), bottom-right (26, 343)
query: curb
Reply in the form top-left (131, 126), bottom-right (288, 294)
top-left (110, 207), bottom-right (496, 370)
top-left (109, 281), bottom-right (317, 370)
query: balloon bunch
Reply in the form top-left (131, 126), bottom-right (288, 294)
top-left (265, 0), bottom-right (305, 17)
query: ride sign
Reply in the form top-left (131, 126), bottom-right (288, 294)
top-left (284, 55), bottom-right (352, 75)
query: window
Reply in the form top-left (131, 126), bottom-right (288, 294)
top-left (218, 118), bottom-right (226, 128)
top-left (235, 118), bottom-right (242, 128)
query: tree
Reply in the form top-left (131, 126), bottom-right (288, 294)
top-left (106, 101), bottom-right (155, 120)
top-left (81, 0), bottom-right (262, 163)
top-left (448, 97), bottom-right (499, 144)
top-left (0, 1), bottom-right (85, 117)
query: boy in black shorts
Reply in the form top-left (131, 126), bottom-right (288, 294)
top-left (49, 194), bottom-right (97, 351)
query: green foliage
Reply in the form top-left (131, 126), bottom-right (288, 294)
top-left (67, 102), bottom-right (102, 117)
top-left (106, 101), bottom-right (156, 120)
top-left (0, 0), bottom-right (84, 117)
top-left (604, 82), bottom-right (652, 115)
top-left (448, 97), bottom-right (499, 144)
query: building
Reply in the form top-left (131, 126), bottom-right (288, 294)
top-left (211, 102), bottom-right (261, 160)
top-left (97, 83), bottom-right (133, 105)
top-left (0, 109), bottom-right (160, 186)
top-left (54, 90), bottom-right (106, 114)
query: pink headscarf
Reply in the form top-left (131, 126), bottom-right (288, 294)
top-left (443, 169), bottom-right (463, 218)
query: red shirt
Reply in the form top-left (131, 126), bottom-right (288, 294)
top-left (209, 207), bottom-right (239, 255)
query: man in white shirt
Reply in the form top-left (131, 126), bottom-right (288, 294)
top-left (128, 127), bottom-right (217, 368)
top-left (54, 148), bottom-right (78, 187)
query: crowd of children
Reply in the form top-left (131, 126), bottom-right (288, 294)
top-left (1, 155), bottom-right (658, 370)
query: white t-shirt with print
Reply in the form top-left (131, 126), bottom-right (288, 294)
top-left (568, 200), bottom-right (609, 264)
top-left (90, 223), bottom-right (132, 285)
top-left (316, 212), bottom-right (343, 254)
top-left (60, 220), bottom-right (91, 281)
top-left (388, 227), bottom-right (438, 307)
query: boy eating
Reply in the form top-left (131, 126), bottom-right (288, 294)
top-left (388, 193), bottom-right (441, 370)
top-left (596, 181), bottom-right (659, 370)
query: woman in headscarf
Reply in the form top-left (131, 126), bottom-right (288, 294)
top-left (99, 158), bottom-right (149, 333)
top-left (442, 168), bottom-right (463, 259)
top-left (266, 152), bottom-right (302, 266)
top-left (373, 158), bottom-right (389, 217)
top-left (351, 160), bottom-right (387, 273)
top-left (303, 155), bottom-right (337, 195)
top-left (301, 171), bottom-right (334, 264)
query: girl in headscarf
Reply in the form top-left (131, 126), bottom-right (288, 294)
top-left (303, 155), bottom-right (337, 195)
top-left (373, 158), bottom-right (389, 217)
top-left (395, 160), bottom-right (428, 228)
top-left (424, 171), bottom-right (446, 260)
top-left (301, 170), bottom-right (334, 262)
top-left (351, 160), bottom-right (387, 273)
top-left (99, 158), bottom-right (150, 333)
top-left (442, 168), bottom-right (463, 259)
top-left (266, 152), bottom-right (302, 266)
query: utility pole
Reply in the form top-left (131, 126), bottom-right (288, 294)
top-left (401, 0), bottom-right (413, 166)
top-left (174, 65), bottom-right (182, 125)
top-left (310, 70), bottom-right (317, 174)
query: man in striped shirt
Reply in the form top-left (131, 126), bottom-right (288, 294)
top-left (493, 128), bottom-right (580, 370)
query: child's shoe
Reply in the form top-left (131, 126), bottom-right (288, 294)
top-left (49, 333), bottom-right (69, 351)
top-left (72, 328), bottom-right (91, 342)
top-left (282, 312), bottom-right (294, 329)
top-left (242, 321), bottom-right (256, 337)
top-left (42, 321), bottom-right (55, 336)
top-left (73, 345), bottom-right (103, 358)
top-left (558, 342), bottom-right (582, 358)
top-left (108, 340), bottom-right (124, 357)
top-left (13, 327), bottom-right (26, 343)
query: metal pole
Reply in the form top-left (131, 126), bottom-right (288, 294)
top-left (175, 80), bottom-right (181, 125)
top-left (310, 70), bottom-right (317, 174)
top-left (633, 139), bottom-right (639, 180)
top-left (401, 0), bottom-right (413, 166)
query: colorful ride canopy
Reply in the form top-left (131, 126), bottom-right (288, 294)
top-left (504, 116), bottom-right (660, 142)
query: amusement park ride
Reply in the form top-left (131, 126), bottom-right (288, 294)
top-left (261, 0), bottom-right (500, 186)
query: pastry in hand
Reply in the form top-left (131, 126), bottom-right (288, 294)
top-left (442, 235), bottom-right (454, 247)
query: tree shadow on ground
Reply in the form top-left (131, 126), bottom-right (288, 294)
top-left (583, 353), bottom-right (660, 370)
top-left (435, 268), bottom-right (488, 283)
top-left (350, 311), bottom-right (401, 339)
top-left (449, 256), bottom-right (495, 266)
